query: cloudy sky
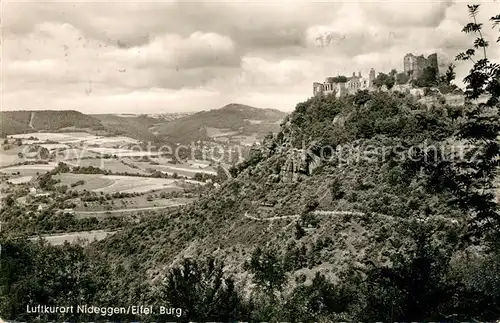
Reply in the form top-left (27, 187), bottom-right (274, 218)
top-left (2, 0), bottom-right (498, 114)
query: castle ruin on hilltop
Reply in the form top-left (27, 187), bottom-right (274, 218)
top-left (313, 68), bottom-right (376, 98)
top-left (313, 53), bottom-right (440, 97)
top-left (403, 53), bottom-right (439, 80)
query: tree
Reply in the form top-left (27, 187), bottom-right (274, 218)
top-left (158, 257), bottom-right (247, 321)
top-left (331, 76), bottom-right (348, 83)
top-left (246, 247), bottom-right (287, 293)
top-left (0, 240), bottom-right (112, 322)
top-left (438, 64), bottom-right (459, 94)
top-left (396, 72), bottom-right (410, 85)
top-left (441, 63), bottom-right (456, 85)
top-left (284, 273), bottom-right (354, 322)
top-left (373, 72), bottom-right (395, 90)
top-left (453, 4), bottom-right (500, 236)
top-left (294, 222), bottom-right (306, 239)
top-left (359, 224), bottom-right (458, 321)
top-left (216, 165), bottom-right (229, 183)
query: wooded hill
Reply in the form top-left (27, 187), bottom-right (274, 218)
top-left (151, 103), bottom-right (287, 143)
top-left (0, 110), bottom-right (104, 136)
top-left (0, 105), bottom-right (287, 146)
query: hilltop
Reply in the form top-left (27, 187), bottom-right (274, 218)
top-left (0, 110), bottom-right (104, 136)
top-left (151, 103), bottom-right (287, 143)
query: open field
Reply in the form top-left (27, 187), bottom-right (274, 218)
top-left (95, 175), bottom-right (198, 194)
top-left (131, 162), bottom-right (217, 177)
top-left (38, 143), bottom-right (70, 150)
top-left (7, 176), bottom-right (33, 184)
top-left (231, 133), bottom-right (259, 146)
top-left (55, 173), bottom-right (114, 190)
top-left (82, 136), bottom-right (139, 147)
top-left (0, 145), bottom-right (25, 167)
top-left (11, 132), bottom-right (99, 143)
top-left (10, 132), bottom-right (140, 148)
top-left (0, 152), bottom-right (22, 167)
top-left (29, 230), bottom-right (116, 245)
top-left (206, 127), bottom-right (240, 138)
top-left (74, 187), bottom-right (188, 209)
top-left (74, 198), bottom-right (195, 218)
top-left (0, 163), bottom-right (57, 175)
top-left (55, 173), bottom-right (202, 193)
top-left (85, 147), bottom-right (159, 157)
top-left (63, 158), bottom-right (148, 175)
top-left (55, 148), bottom-right (101, 160)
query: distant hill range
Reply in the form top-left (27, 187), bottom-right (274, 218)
top-left (0, 110), bottom-right (104, 137)
top-left (0, 104), bottom-right (287, 145)
top-left (151, 103), bottom-right (287, 143)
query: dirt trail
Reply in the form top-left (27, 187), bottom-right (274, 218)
top-left (243, 210), bottom-right (385, 221)
top-left (243, 212), bottom-right (299, 221)
top-left (29, 112), bottom-right (35, 129)
top-left (74, 204), bottom-right (186, 218)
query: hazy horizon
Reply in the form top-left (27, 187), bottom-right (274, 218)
top-left (0, 102), bottom-right (272, 115)
top-left (3, 0), bottom-right (497, 114)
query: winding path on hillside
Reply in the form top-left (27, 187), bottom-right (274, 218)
top-left (243, 210), bottom-right (369, 221)
top-left (243, 212), bottom-right (300, 221)
top-left (244, 209), bottom-right (460, 225)
top-left (74, 204), bottom-right (187, 218)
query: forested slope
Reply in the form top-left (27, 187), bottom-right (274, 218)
top-left (0, 110), bottom-right (104, 136)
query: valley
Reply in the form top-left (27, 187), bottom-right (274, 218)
top-left (0, 104), bottom-right (287, 246)
top-left (0, 129), bottom-right (215, 243)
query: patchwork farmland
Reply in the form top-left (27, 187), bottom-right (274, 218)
top-left (0, 130), bottom-right (222, 247)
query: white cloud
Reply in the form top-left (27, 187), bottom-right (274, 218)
top-left (2, 1), bottom-right (498, 113)
top-left (109, 32), bottom-right (238, 69)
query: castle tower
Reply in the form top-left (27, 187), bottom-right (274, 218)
top-left (369, 68), bottom-right (376, 87)
top-left (358, 71), bottom-right (362, 77)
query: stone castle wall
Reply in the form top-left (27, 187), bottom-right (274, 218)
top-left (404, 53), bottom-right (439, 79)
top-left (313, 69), bottom-right (375, 97)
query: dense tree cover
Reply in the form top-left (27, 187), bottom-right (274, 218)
top-left (330, 75), bottom-right (348, 83)
top-left (93, 114), bottom-right (162, 143)
top-left (4, 232), bottom-right (499, 322)
top-left (406, 5), bottom-right (500, 238)
top-left (284, 89), bottom-right (456, 150)
top-left (0, 239), bottom-right (112, 322)
top-left (0, 111), bottom-right (104, 136)
top-left (153, 103), bottom-right (285, 144)
top-left (373, 72), bottom-right (395, 90)
top-left (155, 257), bottom-right (249, 321)
top-left (229, 148), bottom-right (265, 177)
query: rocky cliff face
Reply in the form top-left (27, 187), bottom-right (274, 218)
top-left (279, 148), bottom-right (322, 182)
top-left (256, 118), bottom-right (323, 183)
